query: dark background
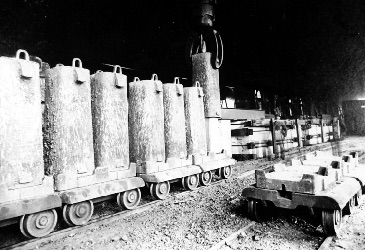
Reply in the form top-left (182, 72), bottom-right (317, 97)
top-left (0, 0), bottom-right (364, 104)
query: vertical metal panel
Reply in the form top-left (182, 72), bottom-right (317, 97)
top-left (44, 61), bottom-right (94, 184)
top-left (0, 53), bottom-right (44, 189)
top-left (192, 52), bottom-right (221, 118)
top-left (129, 75), bottom-right (165, 166)
top-left (91, 70), bottom-right (129, 171)
top-left (184, 86), bottom-right (207, 156)
top-left (163, 79), bottom-right (187, 160)
top-left (219, 119), bottom-right (232, 157)
top-left (205, 117), bottom-right (221, 154)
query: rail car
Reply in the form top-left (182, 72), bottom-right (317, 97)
top-left (242, 151), bottom-right (365, 235)
top-left (0, 50), bottom-right (234, 238)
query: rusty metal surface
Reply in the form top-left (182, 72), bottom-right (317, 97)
top-left (163, 80), bottom-right (187, 162)
top-left (44, 61), bottom-right (94, 190)
top-left (91, 70), bottom-right (129, 171)
top-left (60, 177), bottom-right (145, 204)
top-left (242, 177), bottom-right (361, 210)
top-left (184, 86), bottom-right (207, 156)
top-left (0, 194), bottom-right (61, 221)
top-left (138, 165), bottom-right (202, 183)
top-left (192, 52), bottom-right (221, 118)
top-left (129, 75), bottom-right (165, 168)
top-left (0, 54), bottom-right (44, 191)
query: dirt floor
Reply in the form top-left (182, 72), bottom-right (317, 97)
top-left (1, 136), bottom-right (365, 250)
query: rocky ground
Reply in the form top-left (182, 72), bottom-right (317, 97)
top-left (217, 136), bottom-right (365, 250)
top-left (1, 136), bottom-right (365, 250)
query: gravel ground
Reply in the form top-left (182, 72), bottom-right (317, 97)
top-left (217, 136), bottom-right (365, 250)
top-left (31, 166), bottom-right (259, 250)
top-left (1, 136), bottom-right (365, 250)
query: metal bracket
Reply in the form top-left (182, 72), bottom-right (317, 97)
top-left (72, 58), bottom-right (87, 83)
top-left (16, 49), bottom-right (33, 78)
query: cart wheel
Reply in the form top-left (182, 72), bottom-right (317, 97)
top-left (150, 181), bottom-right (170, 200)
top-left (62, 205), bottom-right (73, 227)
top-left (20, 209), bottom-right (58, 238)
top-left (220, 166), bottom-right (232, 179)
top-left (199, 171), bottom-right (213, 186)
top-left (343, 195), bottom-right (355, 215)
top-left (117, 188), bottom-right (141, 210)
top-left (355, 190), bottom-right (362, 206)
top-left (19, 215), bottom-right (33, 238)
top-left (183, 174), bottom-right (199, 190)
top-left (181, 178), bottom-right (186, 189)
top-left (322, 209), bottom-right (342, 235)
top-left (247, 199), bottom-right (273, 223)
top-left (63, 200), bottom-right (94, 226)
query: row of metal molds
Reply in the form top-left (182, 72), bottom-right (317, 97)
top-left (128, 73), bottom-right (234, 199)
top-left (0, 50), bottom-right (234, 238)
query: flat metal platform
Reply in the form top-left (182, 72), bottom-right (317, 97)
top-left (59, 177), bottom-right (145, 204)
top-left (139, 157), bottom-right (235, 183)
top-left (242, 177), bottom-right (361, 210)
top-left (0, 194), bottom-right (62, 222)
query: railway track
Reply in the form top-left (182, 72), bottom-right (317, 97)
top-left (2, 163), bottom-right (268, 250)
top-left (4, 150), bottom-right (362, 250)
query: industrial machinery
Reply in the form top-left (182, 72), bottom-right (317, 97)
top-left (242, 151), bottom-right (365, 235)
top-left (0, 46), bottom-right (235, 238)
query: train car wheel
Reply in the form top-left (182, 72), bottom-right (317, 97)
top-left (117, 188), bottom-right (141, 210)
top-left (63, 200), bottom-right (94, 226)
top-left (247, 198), bottom-right (272, 223)
top-left (343, 196), bottom-right (355, 215)
top-left (199, 171), bottom-right (213, 186)
top-left (19, 215), bottom-right (35, 238)
top-left (21, 209), bottom-right (58, 238)
top-left (62, 205), bottom-right (73, 227)
top-left (322, 209), bottom-right (342, 235)
top-left (181, 178), bottom-right (186, 189)
top-left (355, 190), bottom-right (362, 206)
top-left (150, 181), bottom-right (170, 200)
top-left (220, 165), bottom-right (232, 179)
top-left (183, 174), bottom-right (199, 190)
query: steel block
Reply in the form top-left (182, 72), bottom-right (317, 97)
top-left (129, 75), bottom-right (165, 169)
top-left (184, 86), bottom-right (207, 156)
top-left (44, 60), bottom-right (94, 191)
top-left (0, 51), bottom-right (44, 192)
top-left (192, 52), bottom-right (221, 117)
top-left (91, 69), bottom-right (129, 172)
top-left (163, 78), bottom-right (187, 164)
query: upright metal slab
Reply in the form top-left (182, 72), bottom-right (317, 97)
top-left (163, 78), bottom-right (187, 162)
top-left (184, 85), bottom-right (207, 156)
top-left (44, 59), bottom-right (94, 191)
top-left (220, 119), bottom-right (232, 157)
top-left (0, 50), bottom-right (44, 190)
top-left (205, 117), bottom-right (221, 154)
top-left (91, 66), bottom-right (129, 172)
top-left (192, 52), bottom-right (221, 118)
top-left (129, 74), bottom-right (165, 171)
